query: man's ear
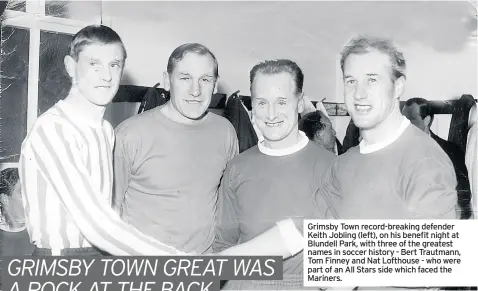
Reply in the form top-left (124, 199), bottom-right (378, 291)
top-left (64, 55), bottom-right (76, 80)
top-left (163, 72), bottom-right (170, 91)
top-left (297, 92), bottom-right (305, 114)
top-left (314, 131), bottom-right (324, 143)
top-left (393, 76), bottom-right (405, 99)
top-left (213, 76), bottom-right (220, 94)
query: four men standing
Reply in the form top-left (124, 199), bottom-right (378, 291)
top-left (16, 20), bottom-right (472, 291)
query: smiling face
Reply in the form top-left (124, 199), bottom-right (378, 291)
top-left (251, 72), bottom-right (303, 149)
top-left (343, 51), bottom-right (401, 131)
top-left (65, 42), bottom-right (124, 106)
top-left (164, 52), bottom-right (217, 123)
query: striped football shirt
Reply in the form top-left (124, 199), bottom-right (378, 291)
top-left (19, 98), bottom-right (184, 256)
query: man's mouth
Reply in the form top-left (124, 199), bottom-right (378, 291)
top-left (354, 104), bottom-right (372, 112)
top-left (95, 85), bottom-right (111, 89)
top-left (185, 100), bottom-right (201, 104)
top-left (265, 121), bottom-right (283, 127)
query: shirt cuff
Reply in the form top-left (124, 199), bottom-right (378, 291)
top-left (276, 218), bottom-right (304, 256)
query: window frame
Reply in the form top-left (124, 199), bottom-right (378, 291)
top-left (0, 1), bottom-right (107, 170)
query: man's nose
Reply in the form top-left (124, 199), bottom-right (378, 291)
top-left (100, 66), bottom-right (112, 82)
top-left (354, 85), bottom-right (367, 100)
top-left (189, 81), bottom-right (201, 97)
top-left (268, 104), bottom-right (278, 119)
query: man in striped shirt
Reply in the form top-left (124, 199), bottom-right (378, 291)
top-left (19, 25), bottom-right (184, 256)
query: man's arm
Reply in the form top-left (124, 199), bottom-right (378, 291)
top-left (23, 118), bottom-right (185, 256)
top-left (213, 164), bottom-right (241, 252)
top-left (405, 156), bottom-right (459, 219)
top-left (216, 218), bottom-right (303, 259)
top-left (227, 123), bottom-right (240, 161)
top-left (112, 123), bottom-right (135, 213)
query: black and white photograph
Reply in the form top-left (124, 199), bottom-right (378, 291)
top-left (0, 1), bottom-right (477, 290)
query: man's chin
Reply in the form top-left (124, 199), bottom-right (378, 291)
top-left (262, 134), bottom-right (286, 142)
top-left (350, 118), bottom-right (375, 130)
top-left (184, 111), bottom-right (208, 120)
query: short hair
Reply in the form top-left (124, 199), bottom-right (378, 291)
top-left (405, 97), bottom-right (434, 124)
top-left (166, 43), bottom-right (219, 78)
top-left (69, 25), bottom-right (127, 62)
top-left (250, 59), bottom-right (304, 95)
top-left (340, 35), bottom-right (406, 81)
top-left (299, 111), bottom-right (326, 140)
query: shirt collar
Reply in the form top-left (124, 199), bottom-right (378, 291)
top-left (359, 117), bottom-right (410, 154)
top-left (258, 131), bottom-right (309, 157)
top-left (58, 89), bottom-right (105, 128)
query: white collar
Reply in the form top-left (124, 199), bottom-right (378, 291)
top-left (258, 131), bottom-right (309, 157)
top-left (359, 117), bottom-right (410, 154)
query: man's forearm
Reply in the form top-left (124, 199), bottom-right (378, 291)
top-left (216, 219), bottom-right (303, 259)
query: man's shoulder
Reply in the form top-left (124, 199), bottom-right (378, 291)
top-left (207, 111), bottom-right (236, 131)
top-left (115, 108), bottom-right (159, 132)
top-left (402, 126), bottom-right (445, 154)
top-left (29, 105), bottom-right (75, 134)
top-left (399, 127), bottom-right (455, 172)
top-left (304, 142), bottom-right (336, 164)
top-left (230, 145), bottom-right (260, 162)
top-left (22, 106), bottom-right (79, 151)
top-left (335, 144), bottom-right (360, 161)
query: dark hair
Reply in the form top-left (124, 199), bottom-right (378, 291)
top-left (299, 111), bottom-right (326, 140)
top-left (166, 43), bottom-right (219, 78)
top-left (0, 168), bottom-right (20, 223)
top-left (405, 97), bottom-right (434, 124)
top-left (249, 59), bottom-right (304, 95)
top-left (340, 35), bottom-right (406, 81)
top-left (69, 25), bottom-right (127, 61)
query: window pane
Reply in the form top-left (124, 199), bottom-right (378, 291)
top-left (5, 0), bottom-right (26, 12)
top-left (38, 31), bottom-right (73, 115)
top-left (0, 26), bottom-right (29, 163)
top-left (45, 1), bottom-right (102, 23)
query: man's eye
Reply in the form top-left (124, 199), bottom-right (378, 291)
top-left (180, 77), bottom-right (190, 80)
top-left (346, 79), bottom-right (356, 85)
top-left (369, 78), bottom-right (377, 83)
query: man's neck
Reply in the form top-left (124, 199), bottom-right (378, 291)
top-left (161, 102), bottom-right (207, 125)
top-left (64, 88), bottom-right (106, 124)
top-left (263, 130), bottom-right (301, 150)
top-left (361, 108), bottom-right (404, 145)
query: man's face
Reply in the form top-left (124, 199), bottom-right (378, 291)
top-left (251, 72), bottom-right (303, 149)
top-left (67, 42), bottom-right (124, 106)
top-left (314, 112), bottom-right (336, 151)
top-left (165, 53), bottom-right (217, 122)
top-left (402, 104), bottom-right (427, 132)
top-left (343, 51), bottom-right (400, 130)
top-left (0, 181), bottom-right (25, 231)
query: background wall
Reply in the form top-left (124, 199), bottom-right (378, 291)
top-left (100, 1), bottom-right (477, 141)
